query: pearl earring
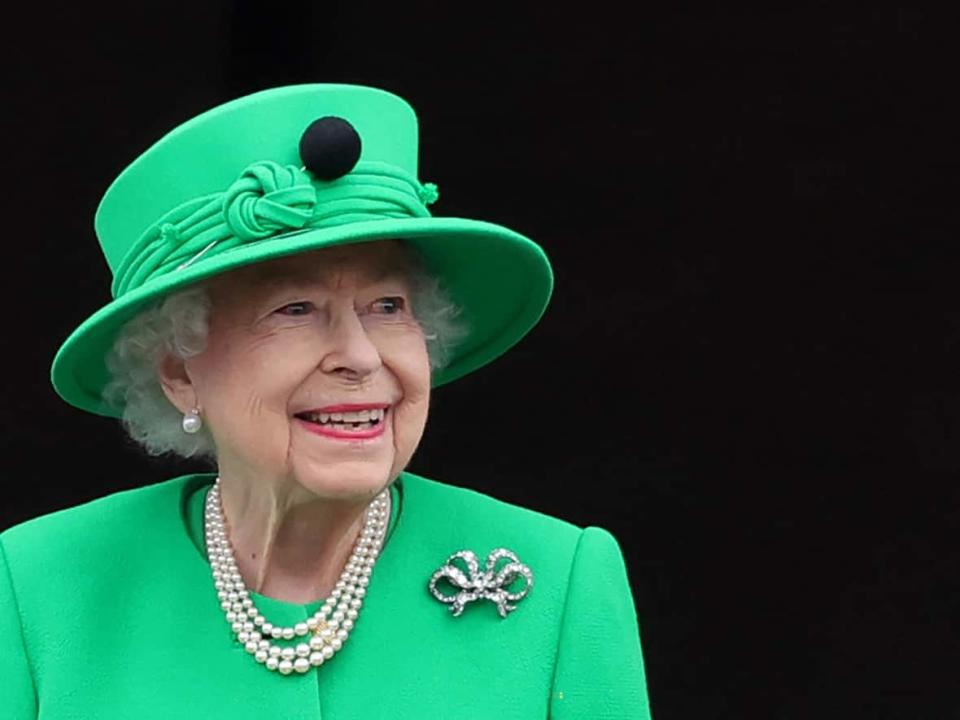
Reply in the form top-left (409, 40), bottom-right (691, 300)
top-left (182, 407), bottom-right (202, 434)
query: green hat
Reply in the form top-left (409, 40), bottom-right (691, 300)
top-left (50, 84), bottom-right (554, 417)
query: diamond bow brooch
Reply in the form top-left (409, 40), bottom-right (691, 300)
top-left (428, 548), bottom-right (534, 618)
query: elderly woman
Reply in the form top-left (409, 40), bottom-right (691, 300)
top-left (0, 84), bottom-right (651, 718)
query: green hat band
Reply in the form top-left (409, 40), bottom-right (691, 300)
top-left (111, 159), bottom-right (439, 298)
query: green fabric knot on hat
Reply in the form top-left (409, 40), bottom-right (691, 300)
top-left (222, 161), bottom-right (318, 241)
top-left (419, 182), bottom-right (439, 206)
top-left (158, 222), bottom-right (181, 244)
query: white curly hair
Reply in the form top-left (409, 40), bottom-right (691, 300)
top-left (102, 248), bottom-right (467, 461)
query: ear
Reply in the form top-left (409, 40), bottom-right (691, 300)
top-left (157, 352), bottom-right (198, 414)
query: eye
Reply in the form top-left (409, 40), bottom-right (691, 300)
top-left (370, 296), bottom-right (406, 315)
top-left (276, 301), bottom-right (314, 316)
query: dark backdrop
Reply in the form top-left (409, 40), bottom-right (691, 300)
top-left (2, 3), bottom-right (958, 718)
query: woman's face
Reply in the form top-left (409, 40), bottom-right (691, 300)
top-left (171, 240), bottom-right (431, 503)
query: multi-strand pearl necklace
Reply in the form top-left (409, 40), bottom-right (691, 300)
top-left (204, 478), bottom-right (391, 675)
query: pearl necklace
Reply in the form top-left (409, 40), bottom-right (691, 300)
top-left (204, 478), bottom-right (391, 675)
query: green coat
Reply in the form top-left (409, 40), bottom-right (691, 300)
top-left (0, 472), bottom-right (652, 718)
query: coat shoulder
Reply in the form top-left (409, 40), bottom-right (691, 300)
top-left (0, 475), bottom-right (206, 569)
top-left (398, 471), bottom-right (586, 563)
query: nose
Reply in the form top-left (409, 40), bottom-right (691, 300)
top-left (319, 303), bottom-right (383, 380)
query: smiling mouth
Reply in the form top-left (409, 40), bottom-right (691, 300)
top-left (294, 407), bottom-right (388, 434)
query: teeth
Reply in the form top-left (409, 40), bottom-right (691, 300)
top-left (302, 408), bottom-right (387, 424)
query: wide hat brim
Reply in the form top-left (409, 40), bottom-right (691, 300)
top-left (51, 216), bottom-right (553, 418)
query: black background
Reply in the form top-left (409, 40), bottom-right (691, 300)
top-left (2, 3), bottom-right (959, 717)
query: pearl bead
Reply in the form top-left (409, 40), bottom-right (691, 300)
top-left (282, 627), bottom-right (295, 640)
top-left (255, 650), bottom-right (268, 663)
top-left (266, 657), bottom-right (279, 671)
top-left (281, 647), bottom-right (295, 661)
top-left (310, 635), bottom-right (324, 650)
top-left (238, 631), bottom-right (249, 643)
top-left (295, 622), bottom-right (308, 636)
top-left (279, 659), bottom-right (293, 675)
top-left (261, 623), bottom-right (273, 635)
top-left (309, 651), bottom-right (324, 666)
top-left (295, 643), bottom-right (310, 657)
top-left (245, 640), bottom-right (258, 654)
top-left (321, 645), bottom-right (334, 660)
top-left (342, 619), bottom-right (354, 631)
top-left (269, 646), bottom-right (281, 658)
top-left (330, 637), bottom-right (342, 651)
top-left (294, 657), bottom-right (310, 673)
top-left (182, 411), bottom-right (202, 433)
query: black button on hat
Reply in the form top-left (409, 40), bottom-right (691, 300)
top-left (299, 116), bottom-right (362, 180)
